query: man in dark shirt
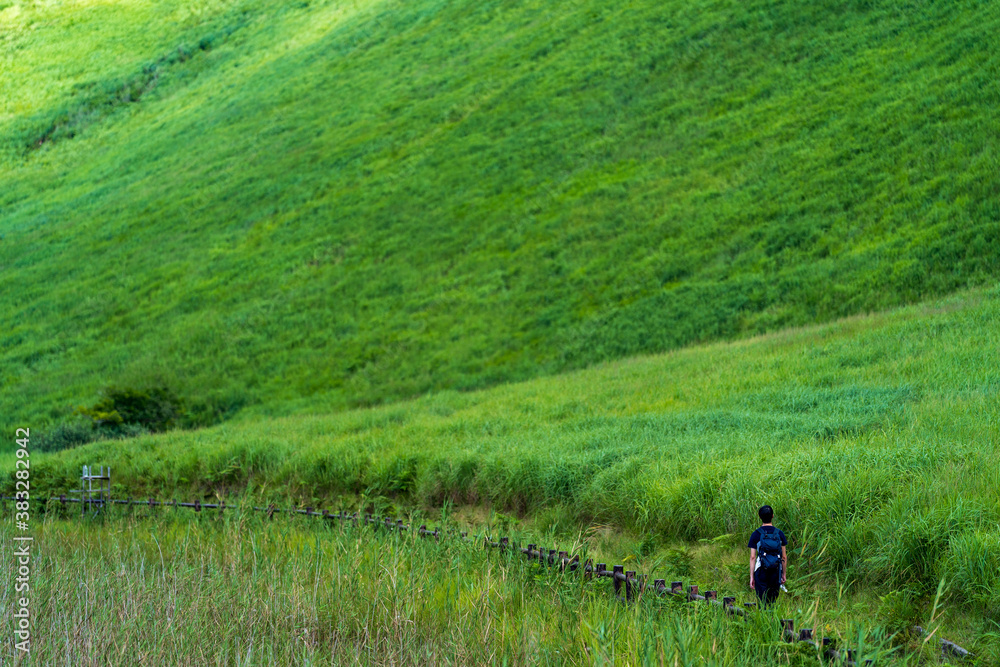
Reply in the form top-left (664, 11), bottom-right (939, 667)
top-left (748, 505), bottom-right (787, 608)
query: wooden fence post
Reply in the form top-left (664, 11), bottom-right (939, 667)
top-left (612, 565), bottom-right (624, 596)
top-left (781, 619), bottom-right (794, 642)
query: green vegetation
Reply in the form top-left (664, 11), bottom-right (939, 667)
top-left (3, 0), bottom-right (1000, 428)
top-left (5, 0), bottom-right (1000, 660)
top-left (17, 285), bottom-right (1000, 658)
top-left (74, 385), bottom-right (185, 432)
top-left (0, 510), bottom-right (925, 665)
top-left (32, 419), bottom-right (148, 454)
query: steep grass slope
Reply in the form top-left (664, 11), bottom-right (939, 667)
top-left (3, 0), bottom-right (1000, 428)
top-left (23, 286), bottom-right (1000, 647)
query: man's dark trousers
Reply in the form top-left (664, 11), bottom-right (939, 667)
top-left (754, 566), bottom-right (780, 607)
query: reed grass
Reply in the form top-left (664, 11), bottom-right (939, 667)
top-left (0, 510), bottom-right (919, 665)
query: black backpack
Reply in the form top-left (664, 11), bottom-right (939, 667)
top-left (756, 527), bottom-right (782, 571)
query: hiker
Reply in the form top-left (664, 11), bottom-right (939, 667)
top-left (748, 504), bottom-right (786, 607)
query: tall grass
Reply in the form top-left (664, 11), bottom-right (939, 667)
top-left (0, 511), bottom-right (917, 665)
top-left (13, 286), bottom-right (1000, 656)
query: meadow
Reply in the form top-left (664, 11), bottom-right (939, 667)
top-left (3, 0), bottom-right (1000, 430)
top-left (11, 285), bottom-right (1000, 661)
top-left (5, 0), bottom-right (1000, 661)
top-left (0, 510), bottom-right (932, 665)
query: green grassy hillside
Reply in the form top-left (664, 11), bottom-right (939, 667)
top-left (3, 0), bottom-right (999, 428)
top-left (21, 286), bottom-right (1000, 655)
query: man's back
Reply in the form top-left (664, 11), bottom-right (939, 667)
top-left (748, 505), bottom-right (787, 607)
top-left (748, 525), bottom-right (786, 570)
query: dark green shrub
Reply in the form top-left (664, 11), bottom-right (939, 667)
top-left (76, 385), bottom-right (184, 433)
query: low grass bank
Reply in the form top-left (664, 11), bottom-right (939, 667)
top-left (13, 286), bottom-right (1000, 653)
top-left (0, 510), bottom-right (929, 665)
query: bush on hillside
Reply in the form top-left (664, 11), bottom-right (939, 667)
top-left (76, 385), bottom-right (185, 433)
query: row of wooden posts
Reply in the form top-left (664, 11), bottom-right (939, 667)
top-left (483, 538), bottom-right (971, 663)
top-left (2, 487), bottom-right (972, 663)
top-left (484, 536), bottom-right (865, 664)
